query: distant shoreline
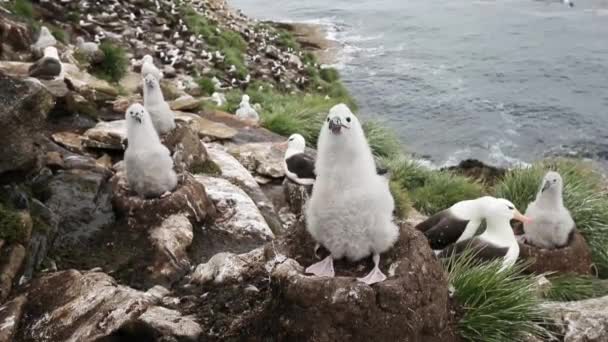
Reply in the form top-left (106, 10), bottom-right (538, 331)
top-left (270, 21), bottom-right (340, 65)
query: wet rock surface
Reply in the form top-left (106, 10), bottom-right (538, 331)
top-left (0, 74), bottom-right (54, 175)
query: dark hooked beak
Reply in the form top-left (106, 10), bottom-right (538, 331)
top-left (541, 180), bottom-right (551, 193)
top-left (134, 116), bottom-right (142, 123)
top-left (328, 118), bottom-right (346, 134)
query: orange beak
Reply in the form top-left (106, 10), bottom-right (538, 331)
top-left (513, 210), bottom-right (532, 225)
top-left (277, 141), bottom-right (289, 151)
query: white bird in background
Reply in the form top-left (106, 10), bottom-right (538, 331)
top-left (235, 94), bottom-right (259, 122)
top-left (141, 54), bottom-right (163, 80)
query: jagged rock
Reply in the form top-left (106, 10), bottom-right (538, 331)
top-left (136, 306), bottom-right (202, 340)
top-left (118, 72), bottom-right (141, 96)
top-left (39, 79), bottom-right (70, 98)
top-left (282, 178), bottom-right (311, 216)
top-left (176, 112), bottom-right (238, 140)
top-left (162, 122), bottom-right (209, 173)
top-left (191, 248), bottom-right (264, 285)
top-left (112, 94), bottom-right (142, 114)
top-left (148, 214), bottom-right (194, 287)
top-left (203, 110), bottom-right (284, 144)
top-left (112, 173), bottom-right (215, 228)
top-left (0, 17), bottom-right (31, 52)
top-left (63, 64), bottom-right (119, 102)
top-left (51, 132), bottom-right (85, 153)
top-left (228, 142), bottom-right (285, 178)
top-left (207, 143), bottom-right (283, 234)
top-left (15, 270), bottom-right (201, 342)
top-left (263, 222), bottom-right (456, 341)
top-left (45, 151), bottom-right (65, 170)
top-left (21, 199), bottom-right (59, 283)
top-left (45, 168), bottom-right (114, 249)
top-left (0, 244), bottom-right (26, 303)
top-left (519, 231), bottom-right (593, 275)
top-left (445, 159), bottom-right (506, 186)
top-left (0, 295), bottom-right (27, 342)
top-left (0, 73), bottom-right (54, 175)
top-left (542, 295), bottom-right (608, 341)
top-left (83, 120), bottom-right (126, 150)
top-left (65, 92), bottom-right (98, 118)
top-left (170, 95), bottom-right (201, 112)
top-left (190, 176), bottom-right (273, 263)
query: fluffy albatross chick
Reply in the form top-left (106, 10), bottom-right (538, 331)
top-left (28, 46), bottom-right (62, 80)
top-left (141, 54), bottom-right (163, 80)
top-left (523, 171), bottom-right (575, 249)
top-left (305, 104), bottom-right (399, 285)
top-left (282, 134), bottom-right (315, 185)
top-left (124, 103), bottom-right (177, 198)
top-left (439, 198), bottom-right (531, 269)
top-left (31, 26), bottom-right (56, 55)
top-left (235, 94), bottom-right (260, 122)
top-left (143, 74), bottom-right (176, 134)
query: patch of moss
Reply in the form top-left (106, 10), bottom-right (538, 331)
top-left (0, 203), bottom-right (26, 244)
top-left (92, 42), bottom-right (128, 83)
top-left (320, 67), bottom-right (340, 83)
top-left (49, 25), bottom-right (68, 44)
top-left (191, 160), bottom-right (222, 176)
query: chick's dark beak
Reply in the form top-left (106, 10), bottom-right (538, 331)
top-left (329, 118), bottom-right (342, 134)
top-left (541, 180), bottom-right (551, 192)
top-left (135, 116), bottom-right (142, 123)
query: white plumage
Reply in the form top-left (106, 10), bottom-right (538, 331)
top-left (235, 94), bottom-right (260, 122)
top-left (124, 103), bottom-right (177, 198)
top-left (305, 104), bottom-right (398, 285)
top-left (31, 26), bottom-right (57, 53)
top-left (523, 171), bottom-right (575, 249)
top-left (141, 55), bottom-right (163, 80)
top-left (143, 74), bottom-right (176, 134)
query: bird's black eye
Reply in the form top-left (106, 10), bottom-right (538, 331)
top-left (327, 117), bottom-right (330, 122)
top-left (346, 117), bottom-right (351, 123)
top-left (507, 205), bottom-right (514, 210)
top-left (289, 138), bottom-right (294, 141)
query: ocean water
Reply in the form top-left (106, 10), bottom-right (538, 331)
top-left (232, 0), bottom-right (608, 168)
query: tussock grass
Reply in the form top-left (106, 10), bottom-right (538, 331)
top-left (92, 42), bottom-right (127, 82)
top-left (495, 159), bottom-right (608, 277)
top-left (361, 121), bottom-right (402, 158)
top-left (0, 203), bottom-right (25, 244)
top-left (197, 77), bottom-right (215, 96)
top-left (49, 25), bottom-right (68, 44)
top-left (389, 179), bottom-right (411, 219)
top-left (545, 274), bottom-right (608, 301)
top-left (445, 252), bottom-right (553, 342)
top-left (411, 172), bottom-right (485, 215)
top-left (8, 0), bottom-right (34, 19)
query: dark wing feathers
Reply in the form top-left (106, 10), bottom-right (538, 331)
top-left (286, 153), bottom-right (316, 179)
top-left (416, 211), bottom-right (469, 250)
top-left (439, 238), bottom-right (509, 261)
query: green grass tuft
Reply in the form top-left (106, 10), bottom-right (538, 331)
top-left (545, 274), bottom-right (608, 301)
top-left (49, 25), bottom-right (68, 44)
top-left (92, 42), bottom-right (128, 83)
top-left (0, 203), bottom-right (26, 244)
top-left (389, 179), bottom-right (411, 219)
top-left (445, 252), bottom-right (553, 342)
top-left (275, 29), bottom-right (300, 50)
top-left (383, 156), bottom-right (433, 191)
top-left (412, 171), bottom-right (485, 215)
top-left (495, 159), bottom-right (608, 276)
top-left (361, 120), bottom-right (402, 158)
top-left (320, 67), bottom-right (340, 83)
top-left (222, 47), bottom-right (247, 78)
top-left (197, 77), bottom-right (216, 96)
top-left (9, 0), bottom-right (34, 19)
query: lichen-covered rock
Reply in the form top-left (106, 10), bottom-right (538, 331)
top-left (13, 270), bottom-right (201, 341)
top-left (282, 178), bottom-right (312, 216)
top-left (162, 122), bottom-right (209, 173)
top-left (195, 175), bottom-right (274, 242)
top-left (176, 112), bottom-right (238, 140)
top-left (519, 231), bottom-right (593, 275)
top-left (170, 95), bottom-right (201, 111)
top-left (83, 120), bottom-right (126, 150)
top-left (136, 306), bottom-right (202, 341)
top-left (112, 173), bottom-right (216, 228)
top-left (0, 74), bottom-right (55, 175)
top-left (191, 248), bottom-right (264, 285)
top-left (207, 143), bottom-right (283, 234)
top-left (542, 295), bottom-right (608, 342)
top-left (0, 244), bottom-right (26, 303)
top-left (0, 295), bottom-right (26, 342)
top-left (148, 214), bottom-right (194, 287)
top-left (228, 142), bottom-right (285, 178)
top-left (263, 222), bottom-right (456, 342)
